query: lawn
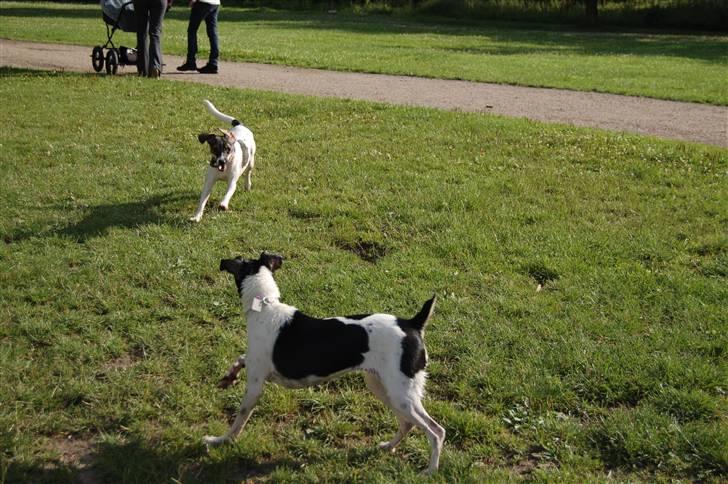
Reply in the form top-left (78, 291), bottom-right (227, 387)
top-left (1, 68), bottom-right (726, 482)
top-left (1, 2), bottom-right (727, 105)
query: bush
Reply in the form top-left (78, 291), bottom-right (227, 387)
top-left (415, 0), bottom-right (728, 30)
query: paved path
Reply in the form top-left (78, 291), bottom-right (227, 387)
top-left (2, 39), bottom-right (726, 147)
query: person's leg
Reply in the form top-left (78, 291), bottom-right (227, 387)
top-left (184, 2), bottom-right (206, 67)
top-left (204, 5), bottom-right (219, 68)
top-left (147, 0), bottom-right (166, 76)
top-left (133, 0), bottom-right (149, 75)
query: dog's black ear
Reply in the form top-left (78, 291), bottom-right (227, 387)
top-left (198, 133), bottom-right (215, 144)
top-left (220, 258), bottom-right (243, 275)
top-left (259, 251), bottom-right (283, 273)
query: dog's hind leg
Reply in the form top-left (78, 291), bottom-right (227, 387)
top-left (388, 389), bottom-right (445, 473)
top-left (379, 416), bottom-right (414, 452)
top-left (244, 165), bottom-right (253, 191)
top-left (410, 400), bottom-right (445, 474)
top-left (364, 372), bottom-right (414, 451)
top-left (203, 379), bottom-right (264, 448)
top-left (217, 354), bottom-right (246, 389)
top-left (244, 151), bottom-right (254, 191)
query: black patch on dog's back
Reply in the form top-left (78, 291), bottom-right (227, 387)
top-left (396, 318), bottom-right (427, 378)
top-left (273, 311), bottom-right (369, 379)
top-left (343, 314), bottom-right (373, 321)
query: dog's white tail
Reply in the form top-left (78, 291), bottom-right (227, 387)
top-left (204, 99), bottom-right (238, 127)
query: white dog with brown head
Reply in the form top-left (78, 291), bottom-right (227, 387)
top-left (190, 100), bottom-right (256, 222)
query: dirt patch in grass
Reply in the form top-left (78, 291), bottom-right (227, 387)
top-left (103, 354), bottom-right (136, 372)
top-left (335, 239), bottom-right (388, 263)
top-left (45, 435), bottom-right (101, 484)
top-left (512, 452), bottom-right (557, 476)
top-left (95, 350), bottom-right (143, 381)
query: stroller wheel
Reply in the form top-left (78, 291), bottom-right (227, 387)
top-left (105, 49), bottom-right (118, 75)
top-left (92, 46), bottom-right (104, 72)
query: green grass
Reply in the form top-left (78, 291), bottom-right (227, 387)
top-left (1, 68), bottom-right (726, 482)
top-left (1, 2), bottom-right (728, 105)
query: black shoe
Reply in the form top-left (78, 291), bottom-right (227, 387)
top-left (176, 62), bottom-right (197, 72)
top-left (197, 64), bottom-right (218, 74)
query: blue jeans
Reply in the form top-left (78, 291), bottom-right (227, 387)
top-left (187, 2), bottom-right (219, 67)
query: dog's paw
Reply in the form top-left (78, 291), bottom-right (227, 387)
top-left (218, 204), bottom-right (228, 211)
top-left (378, 441), bottom-right (397, 453)
top-left (202, 435), bottom-right (226, 449)
top-left (189, 215), bottom-right (202, 223)
top-left (217, 375), bottom-right (237, 389)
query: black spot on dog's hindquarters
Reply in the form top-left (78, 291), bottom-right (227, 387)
top-left (396, 297), bottom-right (436, 378)
top-left (397, 321), bottom-right (427, 378)
top-left (273, 311), bottom-right (369, 379)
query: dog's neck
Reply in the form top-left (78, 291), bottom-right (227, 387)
top-left (241, 267), bottom-right (281, 314)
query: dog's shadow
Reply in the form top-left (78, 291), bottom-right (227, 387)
top-left (61, 192), bottom-right (192, 242)
top-left (7, 437), bottom-right (304, 483)
top-left (7, 192), bottom-right (195, 243)
top-left (94, 438), bottom-right (304, 482)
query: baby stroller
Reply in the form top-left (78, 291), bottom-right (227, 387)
top-left (92, 0), bottom-right (138, 75)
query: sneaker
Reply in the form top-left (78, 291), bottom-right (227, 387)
top-left (176, 62), bottom-right (197, 72)
top-left (197, 64), bottom-right (218, 74)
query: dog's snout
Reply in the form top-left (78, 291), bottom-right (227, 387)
top-left (210, 156), bottom-right (226, 170)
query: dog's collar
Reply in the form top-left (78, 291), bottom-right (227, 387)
top-left (249, 295), bottom-right (278, 313)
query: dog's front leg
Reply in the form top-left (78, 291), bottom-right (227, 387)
top-left (203, 379), bottom-right (264, 448)
top-left (218, 174), bottom-right (241, 211)
top-left (191, 170), bottom-right (217, 222)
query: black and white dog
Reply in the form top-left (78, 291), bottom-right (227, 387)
top-left (190, 100), bottom-right (256, 222)
top-left (204, 252), bottom-right (445, 473)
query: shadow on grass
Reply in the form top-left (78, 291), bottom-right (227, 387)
top-left (0, 66), bottom-right (81, 78)
top-left (208, 9), bottom-right (728, 62)
top-left (5, 192), bottom-right (194, 244)
top-left (59, 192), bottom-right (192, 242)
top-left (6, 437), bottom-right (303, 483)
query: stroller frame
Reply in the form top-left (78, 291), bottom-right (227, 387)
top-left (91, 0), bottom-right (137, 75)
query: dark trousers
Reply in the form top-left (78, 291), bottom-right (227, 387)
top-left (133, 0), bottom-right (166, 75)
top-left (186, 2), bottom-right (219, 68)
